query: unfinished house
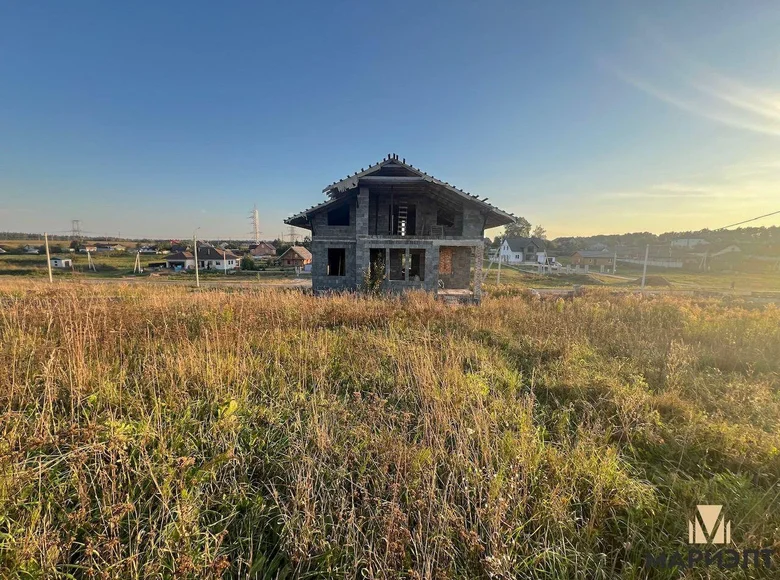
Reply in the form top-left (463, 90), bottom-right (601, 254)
top-left (285, 154), bottom-right (515, 302)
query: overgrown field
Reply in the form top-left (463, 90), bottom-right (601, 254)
top-left (1, 282), bottom-right (778, 578)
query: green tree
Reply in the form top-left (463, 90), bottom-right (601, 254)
top-left (532, 225), bottom-right (547, 240)
top-left (503, 217), bottom-right (531, 238)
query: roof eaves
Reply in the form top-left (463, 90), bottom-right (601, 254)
top-left (321, 154), bottom-right (516, 222)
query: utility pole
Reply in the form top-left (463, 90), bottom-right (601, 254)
top-left (86, 249), bottom-right (96, 271)
top-left (613, 250), bottom-right (617, 274)
top-left (193, 231), bottom-right (200, 288)
top-left (495, 238), bottom-right (504, 285)
top-left (640, 244), bottom-right (649, 291)
top-left (44, 232), bottom-right (53, 283)
top-left (133, 251), bottom-right (141, 274)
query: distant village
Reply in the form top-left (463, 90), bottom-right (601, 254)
top-left (488, 226), bottom-right (780, 274)
top-left (0, 236), bottom-right (313, 273)
top-left (2, 223), bottom-right (778, 276)
top-left (1, 154), bottom-right (778, 294)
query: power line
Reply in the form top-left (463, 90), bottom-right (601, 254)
top-left (716, 209), bottom-right (780, 231)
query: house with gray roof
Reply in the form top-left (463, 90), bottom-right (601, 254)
top-left (284, 154), bottom-right (515, 302)
top-left (499, 237), bottom-right (547, 265)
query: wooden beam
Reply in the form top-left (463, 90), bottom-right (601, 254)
top-left (359, 176), bottom-right (425, 184)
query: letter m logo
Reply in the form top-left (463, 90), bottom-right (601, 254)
top-left (689, 505), bottom-right (731, 545)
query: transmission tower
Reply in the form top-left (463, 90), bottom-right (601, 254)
top-left (288, 225), bottom-right (299, 245)
top-left (70, 219), bottom-right (82, 240)
top-left (249, 205), bottom-right (261, 243)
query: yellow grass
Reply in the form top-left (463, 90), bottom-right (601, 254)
top-left (1, 281), bottom-right (778, 578)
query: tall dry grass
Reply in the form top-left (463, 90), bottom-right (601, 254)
top-left (0, 281), bottom-right (778, 578)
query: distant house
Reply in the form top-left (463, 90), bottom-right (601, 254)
top-left (195, 245), bottom-right (241, 270)
top-left (279, 246), bottom-right (312, 268)
top-left (50, 256), bottom-right (72, 268)
top-left (138, 246), bottom-right (159, 254)
top-left (0, 247), bottom-right (6, 254)
top-left (249, 241), bottom-right (276, 259)
top-left (571, 250), bottom-right (614, 267)
top-left (96, 244), bottom-right (125, 253)
top-left (79, 245), bottom-right (97, 253)
top-left (499, 237), bottom-right (547, 264)
top-left (23, 245), bottom-right (40, 254)
top-left (165, 251), bottom-right (196, 270)
top-left (671, 238), bottom-right (709, 249)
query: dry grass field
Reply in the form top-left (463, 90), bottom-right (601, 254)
top-left (1, 281), bottom-right (779, 578)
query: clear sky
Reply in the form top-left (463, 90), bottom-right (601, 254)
top-left (1, 0), bottom-right (779, 240)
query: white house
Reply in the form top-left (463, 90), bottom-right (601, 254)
top-left (50, 256), bottom-right (72, 268)
top-left (196, 245), bottom-right (241, 270)
top-left (165, 251), bottom-right (196, 270)
top-left (499, 237), bottom-right (547, 264)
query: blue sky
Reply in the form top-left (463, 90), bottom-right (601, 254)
top-left (1, 0), bottom-right (779, 240)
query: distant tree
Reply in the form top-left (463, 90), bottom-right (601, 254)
top-left (240, 255), bottom-right (256, 271)
top-left (302, 236), bottom-right (312, 249)
top-left (532, 225), bottom-right (547, 240)
top-left (69, 240), bottom-right (80, 250)
top-left (502, 217), bottom-right (531, 238)
top-left (273, 238), bottom-right (292, 256)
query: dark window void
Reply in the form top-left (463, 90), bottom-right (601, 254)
top-left (409, 249), bottom-right (425, 281)
top-left (388, 249), bottom-right (425, 281)
top-left (391, 203), bottom-right (416, 236)
top-left (327, 204), bottom-right (350, 226)
top-left (389, 249), bottom-right (405, 280)
top-left (369, 248), bottom-right (386, 279)
top-left (436, 208), bottom-right (456, 228)
top-left (327, 248), bottom-right (346, 276)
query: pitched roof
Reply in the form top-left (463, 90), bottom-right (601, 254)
top-left (505, 237), bottom-right (546, 252)
top-left (196, 246), bottom-right (240, 260)
top-left (280, 246), bottom-right (312, 260)
top-left (286, 154), bottom-right (515, 229)
top-left (249, 241), bottom-right (276, 255)
top-left (166, 251), bottom-right (194, 260)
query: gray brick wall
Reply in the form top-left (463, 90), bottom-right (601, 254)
top-left (311, 240), bottom-right (357, 292)
top-left (462, 207), bottom-right (485, 238)
top-left (308, 186), bottom-right (486, 296)
top-left (310, 198), bottom-right (356, 239)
